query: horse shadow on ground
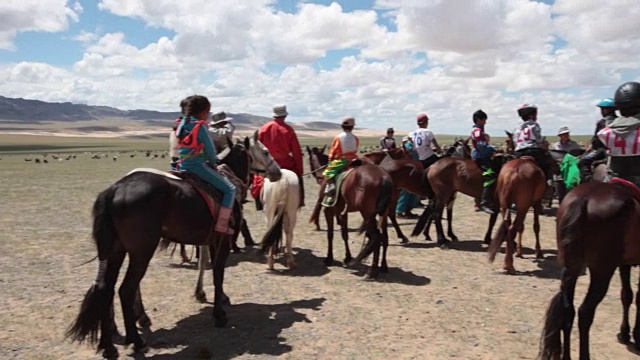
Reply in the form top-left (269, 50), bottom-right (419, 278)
top-left (346, 263), bottom-right (431, 286)
top-left (264, 248), bottom-right (331, 277)
top-left (135, 297), bottom-right (326, 360)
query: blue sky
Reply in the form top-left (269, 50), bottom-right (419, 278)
top-left (1, 0), bottom-right (639, 135)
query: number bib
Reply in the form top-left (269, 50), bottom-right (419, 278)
top-left (598, 127), bottom-right (640, 156)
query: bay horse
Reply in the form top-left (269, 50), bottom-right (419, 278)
top-left (411, 140), bottom-right (492, 246)
top-left (307, 147), bottom-right (411, 232)
top-left (309, 163), bottom-right (394, 278)
top-left (65, 137), bottom-right (278, 358)
top-left (539, 181), bottom-right (640, 360)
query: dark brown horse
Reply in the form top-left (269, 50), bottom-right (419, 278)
top-left (411, 141), bottom-right (496, 246)
top-left (305, 145), bottom-right (328, 185)
top-left (65, 139), bottom-right (270, 358)
top-left (539, 181), bottom-right (640, 360)
top-left (309, 164), bottom-right (394, 278)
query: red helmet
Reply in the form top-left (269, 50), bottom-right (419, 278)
top-left (416, 113), bottom-right (429, 124)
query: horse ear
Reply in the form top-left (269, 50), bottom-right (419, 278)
top-left (505, 130), bottom-right (513, 137)
top-left (226, 136), bottom-right (233, 149)
top-left (321, 144), bottom-right (327, 153)
top-left (306, 145), bottom-right (311, 155)
top-left (253, 130), bottom-right (259, 144)
top-left (244, 136), bottom-right (250, 148)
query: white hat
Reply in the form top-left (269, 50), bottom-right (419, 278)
top-left (210, 111), bottom-right (233, 125)
top-left (341, 116), bottom-right (355, 127)
top-left (272, 104), bottom-right (288, 118)
top-left (557, 126), bottom-right (570, 135)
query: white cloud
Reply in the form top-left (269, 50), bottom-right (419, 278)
top-left (0, 0), bottom-right (80, 49)
top-left (1, 0), bottom-right (640, 137)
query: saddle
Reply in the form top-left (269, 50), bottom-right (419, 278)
top-left (169, 171), bottom-right (223, 220)
top-left (610, 177), bottom-right (640, 203)
top-left (322, 168), bottom-right (355, 207)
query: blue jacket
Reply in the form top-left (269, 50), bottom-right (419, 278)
top-left (175, 116), bottom-right (218, 167)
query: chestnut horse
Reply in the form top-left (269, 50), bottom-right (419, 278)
top-left (65, 139), bottom-right (274, 358)
top-left (539, 181), bottom-right (640, 360)
top-left (486, 133), bottom-right (558, 273)
top-left (309, 163), bottom-right (394, 278)
top-left (305, 145), bottom-right (328, 185)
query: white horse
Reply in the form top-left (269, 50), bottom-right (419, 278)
top-left (259, 169), bottom-right (300, 270)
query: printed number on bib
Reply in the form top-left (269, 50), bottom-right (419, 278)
top-left (517, 127), bottom-right (531, 143)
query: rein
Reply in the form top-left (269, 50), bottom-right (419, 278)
top-left (303, 164), bottom-right (328, 177)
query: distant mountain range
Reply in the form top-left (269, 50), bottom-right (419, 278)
top-left (0, 95), bottom-right (346, 133)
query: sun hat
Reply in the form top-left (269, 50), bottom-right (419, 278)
top-left (272, 104), bottom-right (288, 118)
top-left (557, 126), bottom-right (570, 135)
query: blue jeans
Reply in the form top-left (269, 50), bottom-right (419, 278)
top-left (182, 162), bottom-right (236, 207)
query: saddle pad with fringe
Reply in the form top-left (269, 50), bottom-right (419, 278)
top-left (322, 168), bottom-right (355, 207)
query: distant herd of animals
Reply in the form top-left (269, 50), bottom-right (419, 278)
top-left (8, 135), bottom-right (636, 359)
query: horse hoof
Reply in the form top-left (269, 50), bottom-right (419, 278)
top-left (400, 237), bottom-right (409, 244)
top-left (483, 238), bottom-right (491, 245)
top-left (137, 314), bottom-right (152, 328)
top-left (133, 339), bottom-right (148, 353)
top-left (516, 254), bottom-right (524, 259)
top-left (323, 258), bottom-right (334, 266)
top-left (195, 291), bottom-right (207, 303)
top-left (617, 332), bottom-right (631, 344)
top-left (381, 266), bottom-right (389, 273)
top-left (438, 243), bottom-right (450, 250)
top-left (536, 253), bottom-right (544, 260)
top-left (450, 236), bottom-right (459, 242)
top-left (425, 236), bottom-right (433, 242)
top-left (504, 267), bottom-right (516, 275)
top-left (101, 345), bottom-right (119, 359)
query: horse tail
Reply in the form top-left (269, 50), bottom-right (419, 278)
top-left (487, 211), bottom-right (509, 263)
top-left (411, 205), bottom-right (432, 237)
top-left (309, 192), bottom-right (323, 226)
top-left (376, 176), bottom-right (393, 215)
top-left (260, 204), bottom-right (285, 254)
top-left (66, 185), bottom-right (118, 344)
top-left (556, 196), bottom-right (589, 267)
top-left (538, 291), bottom-right (565, 360)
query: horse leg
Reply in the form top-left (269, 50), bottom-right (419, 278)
top-left (210, 239), bottom-right (232, 327)
top-left (340, 213), bottom-right (352, 263)
top-left (618, 265), bottom-right (633, 344)
top-left (632, 267), bottom-right (640, 349)
top-left (324, 209), bottom-right (335, 266)
top-left (180, 244), bottom-right (190, 263)
top-left (285, 212), bottom-right (297, 269)
top-left (561, 267), bottom-right (579, 360)
top-left (445, 197), bottom-right (458, 242)
top-left (433, 201), bottom-right (450, 247)
top-left (503, 213), bottom-right (519, 274)
top-left (578, 265), bottom-right (615, 360)
top-left (380, 216), bottom-right (389, 273)
top-left (388, 212), bottom-right (408, 244)
top-left (484, 212), bottom-right (498, 245)
top-left (119, 243), bottom-right (157, 352)
top-left (100, 245), bottom-right (126, 358)
top-left (533, 202), bottom-right (543, 259)
top-left (241, 218), bottom-right (256, 247)
top-left (366, 228), bottom-right (381, 279)
top-left (194, 245), bottom-right (208, 303)
top-left (133, 287), bottom-right (151, 328)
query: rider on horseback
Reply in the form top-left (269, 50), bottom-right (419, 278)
top-left (597, 81), bottom-right (640, 187)
top-left (470, 110), bottom-right (498, 214)
top-left (513, 104), bottom-right (553, 186)
top-left (323, 116), bottom-right (360, 197)
top-left (208, 111), bottom-right (235, 152)
top-left (580, 98), bottom-right (618, 181)
top-left (413, 113), bottom-right (442, 169)
top-left (175, 95), bottom-right (237, 235)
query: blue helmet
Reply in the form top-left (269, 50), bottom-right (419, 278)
top-left (596, 98), bottom-right (615, 108)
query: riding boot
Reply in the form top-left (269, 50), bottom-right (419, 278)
top-left (214, 206), bottom-right (235, 235)
top-left (297, 175), bottom-right (305, 207)
top-left (255, 197), bottom-right (263, 211)
top-left (479, 185), bottom-right (495, 215)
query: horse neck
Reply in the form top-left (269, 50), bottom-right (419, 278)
top-left (221, 148), bottom-right (249, 182)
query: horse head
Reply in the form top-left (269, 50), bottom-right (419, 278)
top-left (249, 130), bottom-right (282, 182)
top-left (218, 138), bottom-right (252, 188)
top-left (307, 144), bottom-right (329, 184)
top-left (444, 139), bottom-right (471, 159)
